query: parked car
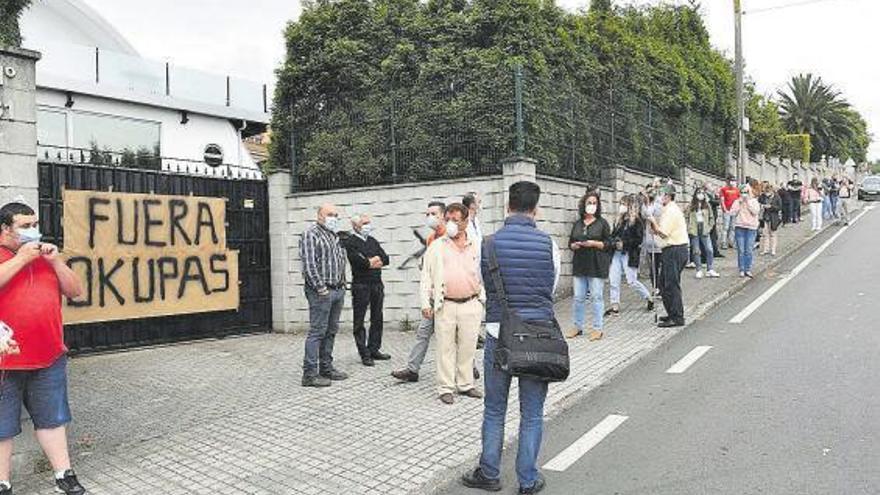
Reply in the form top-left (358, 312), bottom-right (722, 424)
top-left (858, 176), bottom-right (880, 201)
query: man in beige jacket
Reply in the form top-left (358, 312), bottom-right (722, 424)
top-left (421, 203), bottom-right (486, 405)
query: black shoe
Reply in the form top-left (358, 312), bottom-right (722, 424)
top-left (646, 299), bottom-right (654, 312)
top-left (461, 467), bottom-right (501, 492)
top-left (477, 335), bottom-right (486, 349)
top-left (391, 368), bottom-right (419, 382)
top-left (302, 375), bottom-right (332, 387)
top-left (320, 369), bottom-right (349, 381)
top-left (604, 307), bottom-right (620, 317)
top-left (519, 474), bottom-right (545, 494)
top-left (55, 469), bottom-right (86, 495)
top-left (0, 482), bottom-right (10, 495)
top-left (659, 315), bottom-right (671, 322)
top-left (714, 252), bottom-right (725, 258)
top-left (361, 356), bottom-right (375, 367)
top-left (370, 351), bottom-right (391, 361)
top-left (474, 367), bottom-right (481, 380)
top-left (658, 319), bottom-right (685, 328)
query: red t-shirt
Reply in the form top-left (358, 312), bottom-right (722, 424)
top-left (719, 186), bottom-right (741, 211)
top-left (0, 249), bottom-right (66, 370)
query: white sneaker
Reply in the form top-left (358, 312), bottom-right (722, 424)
top-left (707, 270), bottom-right (720, 278)
top-left (739, 271), bottom-right (746, 278)
top-left (685, 262), bottom-right (696, 269)
top-left (695, 270), bottom-right (704, 279)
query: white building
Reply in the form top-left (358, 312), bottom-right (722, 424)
top-left (20, 0), bottom-right (268, 179)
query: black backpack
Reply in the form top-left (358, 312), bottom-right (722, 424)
top-left (484, 235), bottom-right (570, 382)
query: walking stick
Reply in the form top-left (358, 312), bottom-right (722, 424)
top-left (650, 250), bottom-right (659, 324)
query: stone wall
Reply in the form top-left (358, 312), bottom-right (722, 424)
top-left (0, 47), bottom-right (40, 207)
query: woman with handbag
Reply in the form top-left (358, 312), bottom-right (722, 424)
top-left (606, 194), bottom-right (653, 316)
top-left (759, 183), bottom-right (783, 256)
top-left (567, 191), bottom-right (613, 341)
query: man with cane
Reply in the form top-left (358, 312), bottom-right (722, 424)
top-left (650, 186), bottom-right (690, 328)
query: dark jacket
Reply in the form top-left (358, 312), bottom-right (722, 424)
top-left (343, 233), bottom-right (389, 284)
top-left (610, 217), bottom-right (644, 269)
top-left (759, 193), bottom-right (783, 231)
top-left (481, 215), bottom-right (555, 324)
top-left (569, 217), bottom-right (612, 279)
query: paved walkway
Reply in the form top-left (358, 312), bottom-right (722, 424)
top-left (12, 213), bottom-right (849, 494)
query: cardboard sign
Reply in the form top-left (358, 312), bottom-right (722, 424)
top-left (62, 190), bottom-right (240, 324)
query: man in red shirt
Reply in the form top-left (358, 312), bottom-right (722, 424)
top-left (718, 176), bottom-right (741, 250)
top-left (0, 202), bottom-right (86, 495)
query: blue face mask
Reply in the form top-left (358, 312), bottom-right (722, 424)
top-left (324, 216), bottom-right (340, 233)
top-left (17, 227), bottom-right (42, 244)
top-left (360, 223), bottom-right (374, 237)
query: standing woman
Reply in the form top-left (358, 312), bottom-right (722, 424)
top-left (838, 178), bottom-right (853, 225)
top-left (568, 192), bottom-right (612, 341)
top-left (778, 183), bottom-right (791, 225)
top-left (641, 182), bottom-right (664, 297)
top-left (759, 183), bottom-right (783, 256)
top-left (805, 178), bottom-right (824, 231)
top-left (606, 195), bottom-right (653, 316)
top-left (730, 179), bottom-right (761, 278)
top-left (686, 189), bottom-right (719, 279)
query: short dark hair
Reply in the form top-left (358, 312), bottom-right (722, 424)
top-left (462, 193), bottom-right (478, 208)
top-left (0, 203), bottom-right (35, 229)
top-left (578, 191), bottom-right (602, 218)
top-left (445, 202), bottom-right (469, 220)
top-left (427, 201), bottom-right (446, 213)
top-left (509, 181), bottom-right (540, 213)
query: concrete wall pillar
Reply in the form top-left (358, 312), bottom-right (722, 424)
top-left (501, 156), bottom-right (537, 215)
top-left (0, 47), bottom-right (41, 207)
top-left (268, 171), bottom-right (293, 332)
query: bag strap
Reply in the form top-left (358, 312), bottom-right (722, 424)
top-left (484, 235), bottom-right (511, 310)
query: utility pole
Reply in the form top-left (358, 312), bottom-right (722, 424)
top-left (734, 0), bottom-right (745, 182)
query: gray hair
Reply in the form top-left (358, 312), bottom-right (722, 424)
top-left (350, 213), bottom-right (370, 225)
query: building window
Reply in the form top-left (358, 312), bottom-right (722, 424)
top-left (36, 109), bottom-right (68, 160)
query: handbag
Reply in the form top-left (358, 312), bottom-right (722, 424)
top-left (484, 235), bottom-right (570, 382)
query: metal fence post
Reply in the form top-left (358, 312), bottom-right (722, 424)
top-left (609, 88), bottom-right (616, 166)
top-left (289, 101), bottom-right (298, 193)
top-left (390, 95), bottom-right (398, 182)
top-left (515, 65), bottom-right (525, 156)
top-left (569, 81), bottom-right (576, 176)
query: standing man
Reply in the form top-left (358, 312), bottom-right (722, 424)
top-left (344, 213), bottom-right (390, 367)
top-left (461, 181), bottom-right (560, 495)
top-left (463, 191), bottom-right (486, 350)
top-left (391, 201), bottom-right (446, 382)
top-left (703, 183), bottom-right (724, 259)
top-left (421, 204), bottom-right (484, 404)
top-left (0, 202), bottom-right (87, 495)
top-left (787, 173), bottom-right (803, 224)
top-left (718, 176), bottom-right (741, 249)
top-left (300, 203), bottom-right (349, 387)
top-left (651, 186), bottom-right (690, 328)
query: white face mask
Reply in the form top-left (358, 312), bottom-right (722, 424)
top-left (16, 226), bottom-right (42, 244)
top-left (618, 205), bottom-right (628, 215)
top-left (425, 215), bottom-right (440, 229)
top-left (360, 223), bottom-right (373, 237)
top-left (324, 216), bottom-right (340, 233)
top-left (696, 193), bottom-right (706, 201)
top-left (445, 221), bottom-right (459, 238)
top-left (585, 204), bottom-right (598, 216)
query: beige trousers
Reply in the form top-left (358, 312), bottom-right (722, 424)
top-left (760, 223), bottom-right (778, 254)
top-left (434, 299), bottom-right (482, 395)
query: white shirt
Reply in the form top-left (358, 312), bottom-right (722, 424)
top-left (467, 216), bottom-right (484, 280)
top-left (485, 238), bottom-right (561, 338)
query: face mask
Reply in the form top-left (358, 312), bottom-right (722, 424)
top-left (17, 227), bottom-right (41, 244)
top-left (360, 223), bottom-right (373, 237)
top-left (445, 221), bottom-right (459, 238)
top-left (585, 204), bottom-right (597, 216)
top-left (324, 216), bottom-right (340, 233)
top-left (696, 193), bottom-right (706, 201)
top-left (425, 215), bottom-right (439, 229)
top-left (618, 205), bottom-right (628, 215)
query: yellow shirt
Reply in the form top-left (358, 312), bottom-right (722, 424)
top-left (658, 201), bottom-right (689, 248)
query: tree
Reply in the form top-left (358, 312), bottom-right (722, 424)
top-left (777, 73), bottom-right (868, 162)
top-left (745, 85), bottom-right (784, 156)
top-left (0, 0), bottom-right (32, 47)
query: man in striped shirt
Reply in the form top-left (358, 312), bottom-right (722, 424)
top-left (300, 203), bottom-right (349, 387)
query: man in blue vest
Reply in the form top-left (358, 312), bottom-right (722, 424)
top-left (461, 181), bottom-right (560, 495)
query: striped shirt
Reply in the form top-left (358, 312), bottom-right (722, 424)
top-left (300, 223), bottom-right (347, 291)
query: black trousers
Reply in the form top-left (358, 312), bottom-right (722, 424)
top-left (789, 196), bottom-right (801, 223)
top-left (647, 250), bottom-right (663, 295)
top-left (660, 245), bottom-right (689, 322)
top-left (352, 282), bottom-right (384, 358)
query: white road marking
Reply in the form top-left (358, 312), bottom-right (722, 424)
top-left (729, 206), bottom-right (874, 324)
top-left (666, 345), bottom-right (713, 374)
top-left (543, 414), bottom-right (628, 472)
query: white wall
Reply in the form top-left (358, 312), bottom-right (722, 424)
top-left (36, 88), bottom-right (260, 176)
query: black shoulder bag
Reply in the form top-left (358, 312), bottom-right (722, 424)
top-left (484, 235), bottom-right (570, 382)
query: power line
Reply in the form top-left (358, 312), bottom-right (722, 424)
top-left (745, 0), bottom-right (854, 15)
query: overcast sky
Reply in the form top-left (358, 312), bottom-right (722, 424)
top-left (82, 0), bottom-right (878, 160)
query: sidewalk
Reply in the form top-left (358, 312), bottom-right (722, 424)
top-left (12, 212), bottom-right (852, 495)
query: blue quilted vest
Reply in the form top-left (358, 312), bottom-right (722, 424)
top-left (481, 215), bottom-right (555, 324)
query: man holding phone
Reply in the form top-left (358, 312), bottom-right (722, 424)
top-left (0, 202), bottom-right (86, 495)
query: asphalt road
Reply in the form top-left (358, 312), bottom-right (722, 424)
top-left (445, 206), bottom-right (879, 495)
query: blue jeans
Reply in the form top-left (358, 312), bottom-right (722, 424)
top-left (689, 234), bottom-right (714, 271)
top-left (734, 227), bottom-right (757, 273)
top-left (0, 355), bottom-right (72, 439)
top-left (303, 286), bottom-right (345, 376)
top-left (573, 276), bottom-right (605, 331)
top-left (479, 336), bottom-right (549, 489)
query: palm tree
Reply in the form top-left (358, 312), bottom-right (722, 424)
top-left (777, 73), bottom-right (854, 162)
top-left (0, 0), bottom-right (33, 47)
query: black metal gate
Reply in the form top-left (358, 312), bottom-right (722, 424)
top-left (38, 161), bottom-right (272, 353)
